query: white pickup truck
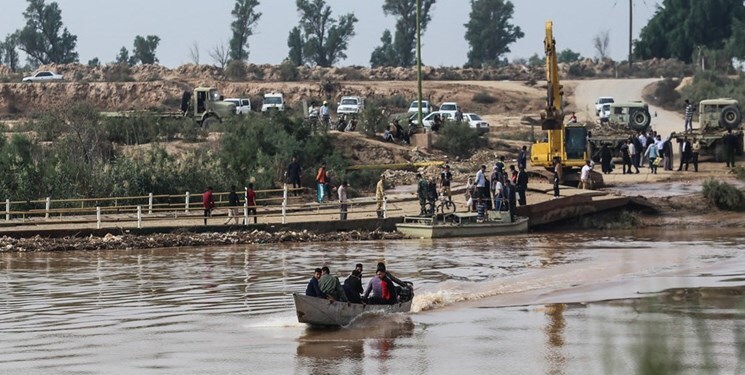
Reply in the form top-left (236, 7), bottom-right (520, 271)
top-left (336, 96), bottom-right (364, 115)
top-left (261, 93), bottom-right (285, 113)
top-left (224, 98), bottom-right (251, 114)
top-left (595, 97), bottom-right (614, 116)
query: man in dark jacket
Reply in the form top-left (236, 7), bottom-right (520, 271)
top-left (417, 173), bottom-right (428, 215)
top-left (343, 270), bottom-right (363, 303)
top-left (286, 156), bottom-right (302, 196)
top-left (516, 166), bottom-right (528, 206)
top-left (305, 268), bottom-right (325, 298)
top-left (504, 179), bottom-right (518, 222)
top-left (725, 129), bottom-right (738, 168)
top-left (678, 137), bottom-right (692, 171)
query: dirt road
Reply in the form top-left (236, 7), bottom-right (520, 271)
top-left (569, 78), bottom-right (683, 136)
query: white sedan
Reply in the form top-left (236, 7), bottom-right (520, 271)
top-left (463, 113), bottom-right (490, 133)
top-left (412, 111), bottom-right (453, 129)
top-left (22, 71), bottom-right (64, 82)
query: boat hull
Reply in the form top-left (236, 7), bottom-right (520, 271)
top-left (293, 293), bottom-right (412, 326)
top-left (396, 217), bottom-right (529, 239)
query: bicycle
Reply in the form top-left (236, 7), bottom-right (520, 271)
top-left (424, 193), bottom-right (456, 216)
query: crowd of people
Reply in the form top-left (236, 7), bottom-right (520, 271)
top-left (305, 262), bottom-right (412, 305)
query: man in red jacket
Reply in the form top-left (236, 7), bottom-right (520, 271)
top-left (203, 186), bottom-right (215, 225)
top-left (245, 183), bottom-right (257, 224)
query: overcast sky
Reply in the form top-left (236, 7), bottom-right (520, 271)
top-left (0, 0), bottom-right (661, 68)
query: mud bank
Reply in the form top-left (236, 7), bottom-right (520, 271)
top-left (0, 229), bottom-right (404, 253)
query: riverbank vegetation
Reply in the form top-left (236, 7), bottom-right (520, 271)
top-left (702, 179), bottom-right (745, 211)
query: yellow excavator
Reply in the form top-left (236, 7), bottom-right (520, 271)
top-left (530, 21), bottom-right (589, 171)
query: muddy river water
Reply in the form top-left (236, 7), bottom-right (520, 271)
top-left (2, 229), bottom-right (745, 374)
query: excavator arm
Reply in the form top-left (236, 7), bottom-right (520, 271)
top-left (542, 21), bottom-right (564, 130)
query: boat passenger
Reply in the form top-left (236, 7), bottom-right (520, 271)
top-left (364, 263), bottom-right (410, 304)
top-left (343, 270), bottom-right (363, 304)
top-left (305, 268), bottom-right (325, 298)
top-left (319, 266), bottom-right (347, 302)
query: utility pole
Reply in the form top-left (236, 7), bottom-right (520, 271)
top-left (628, 0), bottom-right (633, 69)
top-left (416, 0), bottom-right (423, 128)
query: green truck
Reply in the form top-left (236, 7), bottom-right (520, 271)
top-left (588, 101), bottom-right (652, 157)
top-left (673, 98), bottom-right (743, 160)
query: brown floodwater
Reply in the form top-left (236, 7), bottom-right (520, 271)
top-left (2, 229), bottom-right (745, 374)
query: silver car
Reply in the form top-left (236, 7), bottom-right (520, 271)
top-left (22, 71), bottom-right (64, 82)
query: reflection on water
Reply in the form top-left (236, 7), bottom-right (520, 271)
top-left (2, 230), bottom-right (745, 373)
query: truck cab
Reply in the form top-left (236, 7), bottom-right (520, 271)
top-left (262, 93), bottom-right (285, 113)
top-left (182, 87), bottom-right (236, 127)
top-left (336, 96), bottom-right (364, 115)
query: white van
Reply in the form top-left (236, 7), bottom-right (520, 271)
top-left (262, 93), bottom-right (285, 112)
top-left (224, 98), bottom-right (251, 114)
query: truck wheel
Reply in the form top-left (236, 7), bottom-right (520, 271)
top-left (719, 105), bottom-right (742, 130)
top-left (628, 109), bottom-right (651, 131)
top-left (202, 117), bottom-right (218, 129)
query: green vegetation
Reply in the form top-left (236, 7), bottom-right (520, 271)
top-left (225, 60), bottom-right (248, 81)
top-left (289, 0), bottom-right (358, 67)
top-left (472, 91), bottom-right (497, 105)
top-left (702, 179), bottom-right (745, 211)
top-left (131, 35), bottom-right (161, 65)
top-left (229, 0), bottom-right (262, 61)
top-left (464, 0), bottom-right (523, 68)
top-left (0, 106), bottom-right (343, 202)
top-left (16, 0), bottom-right (78, 65)
top-left (370, 0), bottom-right (436, 67)
top-left (680, 72), bottom-right (745, 108)
top-left (359, 102), bottom-right (388, 137)
top-left (433, 122), bottom-right (487, 158)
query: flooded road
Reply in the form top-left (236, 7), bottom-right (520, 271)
top-left (2, 230), bottom-right (745, 374)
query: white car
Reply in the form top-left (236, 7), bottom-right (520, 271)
top-left (224, 98), bottom-right (251, 114)
top-left (22, 71), bottom-right (64, 82)
top-left (336, 96), bottom-right (364, 115)
top-left (407, 100), bottom-right (432, 115)
top-left (598, 103), bottom-right (611, 124)
top-left (463, 113), bottom-right (490, 133)
top-left (414, 111), bottom-right (453, 129)
top-left (595, 97), bottom-right (614, 116)
top-left (438, 102), bottom-right (459, 118)
top-left (261, 93), bottom-right (285, 112)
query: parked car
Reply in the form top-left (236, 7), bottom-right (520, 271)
top-left (261, 93), bottom-right (285, 112)
top-left (407, 100), bottom-right (432, 115)
top-left (438, 102), bottom-right (459, 118)
top-left (22, 71), bottom-right (64, 82)
top-left (463, 113), bottom-right (490, 133)
top-left (224, 98), bottom-right (251, 114)
top-left (336, 96), bottom-right (364, 115)
top-left (598, 103), bottom-right (611, 124)
top-left (413, 111), bottom-right (454, 129)
top-left (594, 97), bottom-right (614, 116)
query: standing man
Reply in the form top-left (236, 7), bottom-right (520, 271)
top-left (417, 173), bottom-right (428, 216)
top-left (552, 158), bottom-right (562, 199)
top-left (440, 165), bottom-right (452, 202)
top-left (246, 183), bottom-right (257, 224)
top-left (725, 129), bottom-right (738, 168)
top-left (475, 165), bottom-right (489, 209)
top-left (678, 137), bottom-right (692, 171)
top-left (321, 101), bottom-right (330, 129)
top-left (638, 132), bottom-right (648, 167)
top-left (375, 174), bottom-right (386, 218)
top-left (516, 165), bottom-right (529, 206)
top-left (580, 160), bottom-right (593, 190)
top-left (691, 138), bottom-right (701, 172)
top-left (286, 156), bottom-right (302, 196)
top-left (455, 106), bottom-right (463, 123)
top-left (517, 146), bottom-right (528, 170)
top-left (683, 99), bottom-right (695, 133)
top-left (315, 162), bottom-right (327, 203)
top-left (223, 185), bottom-right (241, 225)
top-left (620, 140), bottom-right (631, 174)
top-left (504, 179), bottom-right (517, 222)
top-left (202, 186), bottom-right (215, 225)
top-left (338, 180), bottom-right (348, 221)
top-left (631, 135), bottom-right (642, 173)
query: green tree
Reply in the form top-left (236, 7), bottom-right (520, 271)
top-left (558, 48), bottom-right (582, 63)
top-left (729, 17), bottom-right (745, 60)
top-left (1, 34), bottom-right (21, 71)
top-left (371, 0), bottom-right (436, 67)
top-left (16, 0), bottom-right (78, 65)
top-left (87, 57), bottom-right (100, 67)
top-left (370, 30), bottom-right (398, 67)
top-left (635, 0), bottom-right (745, 63)
top-left (292, 0), bottom-right (358, 67)
top-left (229, 0), bottom-right (262, 61)
top-left (115, 46), bottom-right (132, 66)
top-left (131, 35), bottom-right (160, 65)
top-left (287, 26), bottom-right (304, 66)
top-left (465, 0), bottom-right (523, 67)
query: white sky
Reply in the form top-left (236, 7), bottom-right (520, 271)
top-left (0, 0), bottom-right (661, 67)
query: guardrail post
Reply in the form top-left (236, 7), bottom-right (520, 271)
top-left (148, 193), bottom-right (153, 214)
top-left (137, 205), bottom-right (142, 229)
top-left (185, 192), bottom-right (190, 213)
top-left (96, 206), bottom-right (101, 229)
top-left (383, 197), bottom-right (388, 219)
top-left (45, 197), bottom-right (51, 219)
top-left (5, 199), bottom-right (9, 221)
top-left (282, 184), bottom-right (288, 224)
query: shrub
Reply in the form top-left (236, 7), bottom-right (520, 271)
top-left (472, 91), bottom-right (497, 104)
top-left (372, 94), bottom-right (408, 111)
top-left (359, 102), bottom-right (388, 137)
top-left (103, 64), bottom-right (134, 82)
top-left (702, 179), bottom-right (745, 211)
top-left (278, 60), bottom-right (299, 81)
top-left (433, 121), bottom-right (488, 158)
top-left (225, 60), bottom-right (247, 81)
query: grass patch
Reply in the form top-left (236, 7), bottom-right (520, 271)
top-left (433, 121), bottom-right (488, 158)
top-left (472, 91), bottom-right (497, 105)
top-left (702, 179), bottom-right (745, 211)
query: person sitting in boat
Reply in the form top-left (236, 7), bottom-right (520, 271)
top-left (319, 266), bottom-right (347, 302)
top-left (343, 269), bottom-right (363, 304)
top-left (305, 268), bottom-right (325, 298)
top-left (364, 263), bottom-right (411, 305)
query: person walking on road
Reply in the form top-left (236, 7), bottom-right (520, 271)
top-left (223, 185), bottom-right (241, 225)
top-left (315, 162), bottom-right (327, 203)
top-left (246, 183), bottom-right (257, 224)
top-left (376, 174), bottom-right (386, 218)
top-left (678, 137), bottom-right (692, 171)
top-left (683, 99), bottom-right (695, 133)
top-left (620, 140), bottom-right (632, 174)
top-left (338, 180), bottom-right (349, 221)
top-left (203, 186), bottom-right (215, 225)
top-left (286, 156), bottom-right (302, 196)
top-left (725, 129), bottom-right (738, 168)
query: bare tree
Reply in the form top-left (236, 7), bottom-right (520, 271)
top-left (209, 41), bottom-right (230, 69)
top-left (188, 41), bottom-right (200, 64)
top-left (593, 30), bottom-right (610, 60)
